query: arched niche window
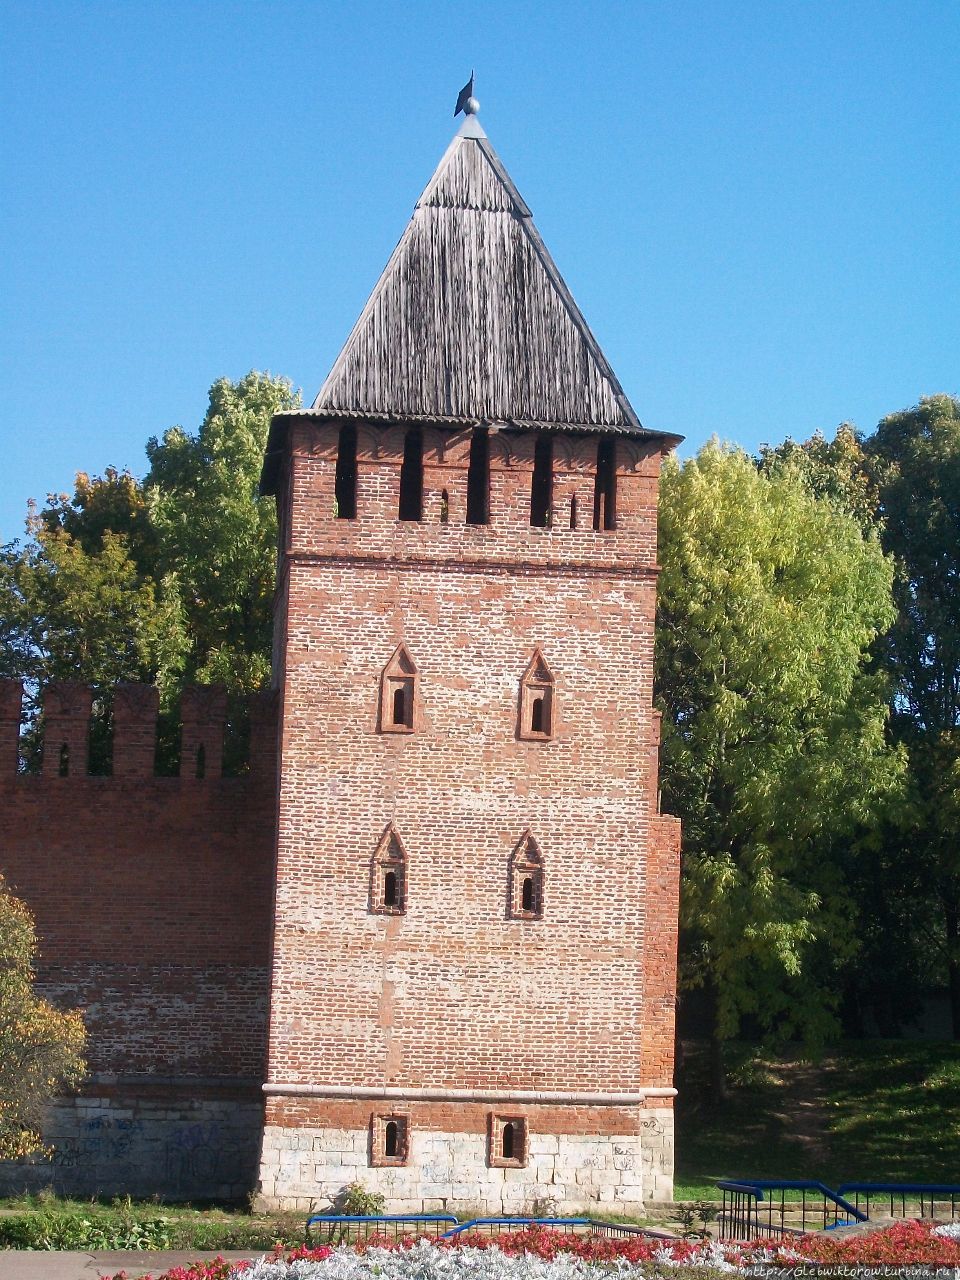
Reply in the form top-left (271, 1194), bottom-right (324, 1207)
top-left (488, 1113), bottom-right (528, 1168)
top-left (370, 1112), bottom-right (409, 1166)
top-left (370, 824), bottom-right (408, 915)
top-left (518, 649), bottom-right (555, 741)
top-left (593, 438), bottom-right (617, 530)
top-left (379, 644), bottom-right (418, 734)
top-left (508, 831), bottom-right (544, 921)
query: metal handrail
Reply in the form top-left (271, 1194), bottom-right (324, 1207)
top-left (440, 1217), bottom-right (671, 1240)
top-left (716, 1178), bottom-right (865, 1241)
top-left (724, 1178), bottom-right (866, 1222)
top-left (837, 1183), bottom-right (960, 1221)
top-left (306, 1213), bottom-right (460, 1242)
top-left (837, 1182), bottom-right (960, 1196)
top-left (441, 1217), bottom-right (589, 1237)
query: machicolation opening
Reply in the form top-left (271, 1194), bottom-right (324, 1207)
top-left (530, 435), bottom-right (553, 527)
top-left (466, 426), bottom-right (490, 524)
top-left (593, 437), bottom-right (617, 530)
top-left (335, 422), bottom-right (358, 519)
top-left (398, 428), bottom-right (423, 520)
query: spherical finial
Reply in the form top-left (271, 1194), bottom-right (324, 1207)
top-left (464, 95), bottom-right (480, 116)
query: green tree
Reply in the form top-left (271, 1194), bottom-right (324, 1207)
top-left (756, 423), bottom-right (929, 1034)
top-left (0, 508), bottom-right (175, 769)
top-left (0, 878), bottom-right (85, 1158)
top-left (0, 492), bottom-right (171, 692)
top-left (656, 442), bottom-right (901, 1090)
top-left (144, 372), bottom-right (299, 692)
top-left (0, 372), bottom-right (296, 710)
top-left (867, 394), bottom-right (960, 1036)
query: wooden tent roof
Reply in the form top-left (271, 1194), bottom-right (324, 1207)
top-left (261, 114), bottom-right (678, 493)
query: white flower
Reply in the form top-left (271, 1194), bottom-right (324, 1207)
top-left (229, 1236), bottom-right (805, 1279)
top-left (230, 1241), bottom-right (625, 1279)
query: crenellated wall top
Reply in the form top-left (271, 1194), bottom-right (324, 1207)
top-left (0, 680), bottom-right (278, 782)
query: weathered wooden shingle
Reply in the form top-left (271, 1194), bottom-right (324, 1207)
top-left (311, 116), bottom-right (652, 435)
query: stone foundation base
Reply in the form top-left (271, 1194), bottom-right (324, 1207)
top-left (258, 1107), bottom-right (674, 1213)
top-left (0, 1088), bottom-right (262, 1202)
top-left (0, 1090), bottom-right (675, 1209)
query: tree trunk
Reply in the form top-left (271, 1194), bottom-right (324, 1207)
top-left (946, 899), bottom-right (960, 1040)
top-left (707, 982), bottom-right (728, 1103)
top-left (674, 1005), bottom-right (685, 1085)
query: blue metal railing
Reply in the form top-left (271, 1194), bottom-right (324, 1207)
top-left (306, 1213), bottom-right (460, 1242)
top-left (305, 1214), bottom-right (671, 1244)
top-left (442, 1213), bottom-right (593, 1233)
top-left (440, 1217), bottom-right (673, 1240)
top-left (717, 1179), bottom-right (866, 1240)
top-left (837, 1183), bottom-right (960, 1222)
top-left (719, 1177), bottom-right (960, 1239)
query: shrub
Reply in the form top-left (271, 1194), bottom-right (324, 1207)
top-left (0, 878), bottom-right (86, 1158)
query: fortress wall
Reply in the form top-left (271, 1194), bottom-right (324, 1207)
top-left (0, 680), bottom-right (278, 1199)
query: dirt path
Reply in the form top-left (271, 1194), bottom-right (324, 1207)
top-left (770, 1054), bottom-right (832, 1169)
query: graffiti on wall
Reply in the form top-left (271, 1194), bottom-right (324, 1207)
top-left (2, 1104), bottom-right (261, 1198)
top-left (163, 1121), bottom-right (225, 1186)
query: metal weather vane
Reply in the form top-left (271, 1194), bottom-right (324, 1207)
top-left (454, 71), bottom-right (479, 117)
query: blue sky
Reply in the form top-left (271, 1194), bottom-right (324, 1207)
top-left (2, 0), bottom-right (958, 543)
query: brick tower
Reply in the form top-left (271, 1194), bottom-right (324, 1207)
top-left (257, 106), bottom-right (682, 1214)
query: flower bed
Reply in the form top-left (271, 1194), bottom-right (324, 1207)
top-left (790, 1218), bottom-right (960, 1267)
top-left (110, 1220), bottom-right (960, 1279)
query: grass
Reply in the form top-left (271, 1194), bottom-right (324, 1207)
top-left (674, 1038), bottom-right (960, 1198)
top-left (4, 1043), bottom-right (956, 1244)
top-left (0, 1196), bottom-right (673, 1250)
top-left (0, 1195), bottom-right (309, 1251)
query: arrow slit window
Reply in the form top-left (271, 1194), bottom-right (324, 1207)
top-left (335, 423), bottom-right (358, 519)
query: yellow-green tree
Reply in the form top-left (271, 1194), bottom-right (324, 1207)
top-left (0, 879), bottom-right (85, 1157)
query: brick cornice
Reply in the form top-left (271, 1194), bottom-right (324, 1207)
top-left (283, 551), bottom-right (662, 581)
top-left (263, 1083), bottom-right (677, 1104)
